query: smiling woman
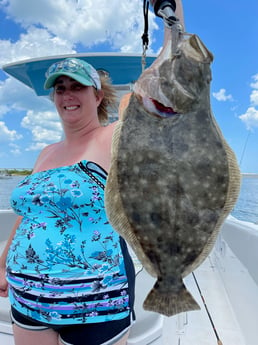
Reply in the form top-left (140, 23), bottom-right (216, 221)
top-left (47, 60), bottom-right (117, 126)
top-left (51, 76), bottom-right (104, 129)
top-left (33, 58), bottom-right (119, 172)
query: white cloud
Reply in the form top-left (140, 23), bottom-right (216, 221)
top-left (250, 74), bottom-right (258, 90)
top-left (250, 90), bottom-right (258, 106)
top-left (9, 142), bottom-right (21, 156)
top-left (25, 142), bottom-right (49, 152)
top-left (0, 77), bottom-right (52, 118)
top-left (2, 0), bottom-right (158, 54)
top-left (250, 76), bottom-right (258, 106)
top-left (21, 110), bottom-right (63, 143)
top-left (239, 74), bottom-right (258, 130)
top-left (0, 103), bottom-right (9, 117)
top-left (239, 107), bottom-right (258, 130)
top-left (0, 27), bottom-right (76, 66)
top-left (212, 88), bottom-right (233, 102)
top-left (0, 70), bottom-right (62, 151)
top-left (0, 121), bottom-right (22, 142)
top-left (0, 77), bottom-right (61, 150)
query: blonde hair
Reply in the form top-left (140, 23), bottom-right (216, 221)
top-left (96, 72), bottom-right (117, 125)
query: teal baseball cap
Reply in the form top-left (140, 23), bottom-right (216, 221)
top-left (44, 57), bottom-right (101, 90)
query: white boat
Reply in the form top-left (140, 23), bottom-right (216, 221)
top-left (1, 54), bottom-right (258, 344)
top-left (0, 173), bottom-right (12, 180)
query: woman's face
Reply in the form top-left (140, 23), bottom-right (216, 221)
top-left (53, 76), bottom-right (103, 125)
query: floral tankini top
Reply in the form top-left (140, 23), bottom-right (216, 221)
top-left (6, 161), bottom-right (135, 325)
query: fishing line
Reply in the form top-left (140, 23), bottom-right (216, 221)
top-left (192, 272), bottom-right (223, 345)
top-left (239, 130), bottom-right (251, 167)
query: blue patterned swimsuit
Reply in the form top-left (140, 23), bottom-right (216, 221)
top-left (6, 161), bottom-right (135, 325)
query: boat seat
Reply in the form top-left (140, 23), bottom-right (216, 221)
top-left (0, 297), bottom-right (11, 324)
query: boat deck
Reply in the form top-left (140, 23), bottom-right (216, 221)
top-left (164, 254), bottom-right (246, 345)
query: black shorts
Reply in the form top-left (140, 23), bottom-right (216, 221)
top-left (11, 307), bottom-right (133, 345)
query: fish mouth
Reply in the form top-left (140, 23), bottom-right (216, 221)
top-left (139, 95), bottom-right (178, 119)
top-left (150, 98), bottom-right (178, 117)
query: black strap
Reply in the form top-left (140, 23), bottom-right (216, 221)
top-left (78, 162), bottom-right (105, 190)
top-left (141, 0), bottom-right (149, 50)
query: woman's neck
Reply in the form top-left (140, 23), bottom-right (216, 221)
top-left (62, 119), bottom-right (102, 145)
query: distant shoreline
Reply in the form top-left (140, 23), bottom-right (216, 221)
top-left (0, 169), bottom-right (32, 176)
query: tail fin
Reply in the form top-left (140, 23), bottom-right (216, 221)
top-left (143, 280), bottom-right (200, 317)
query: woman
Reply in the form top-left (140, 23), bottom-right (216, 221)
top-left (0, 57), bottom-right (135, 345)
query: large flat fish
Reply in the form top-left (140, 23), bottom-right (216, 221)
top-left (105, 27), bottom-right (240, 317)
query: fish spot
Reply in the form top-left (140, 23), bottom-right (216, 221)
top-left (156, 179), bottom-right (168, 188)
top-left (133, 166), bottom-right (140, 174)
top-left (203, 182), bottom-right (210, 189)
top-left (132, 212), bottom-right (141, 223)
top-left (143, 235), bottom-right (149, 242)
top-left (150, 212), bottom-right (162, 225)
top-left (201, 235), bottom-right (207, 242)
top-left (139, 178), bottom-right (148, 186)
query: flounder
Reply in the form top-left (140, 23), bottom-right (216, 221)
top-left (105, 27), bottom-right (240, 317)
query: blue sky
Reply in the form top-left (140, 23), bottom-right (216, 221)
top-left (0, 0), bottom-right (258, 172)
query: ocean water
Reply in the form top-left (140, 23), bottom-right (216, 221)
top-left (0, 175), bottom-right (24, 210)
top-left (0, 174), bottom-right (258, 225)
top-left (231, 175), bottom-right (258, 224)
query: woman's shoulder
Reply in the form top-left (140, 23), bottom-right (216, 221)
top-left (32, 142), bottom-right (63, 173)
top-left (39, 142), bottom-right (63, 158)
top-left (99, 121), bottom-right (117, 142)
